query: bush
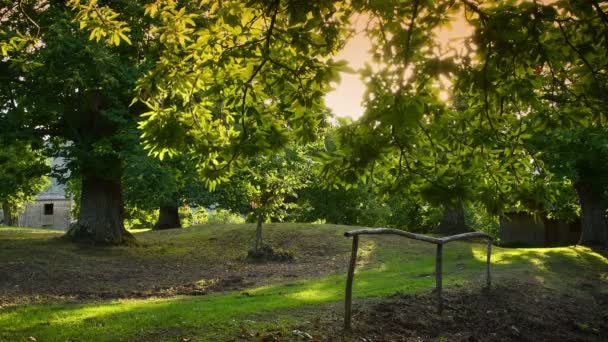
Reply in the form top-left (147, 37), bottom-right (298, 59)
top-left (190, 207), bottom-right (209, 225)
top-left (124, 207), bottom-right (157, 230)
top-left (465, 202), bottom-right (500, 238)
top-left (179, 205), bottom-right (211, 227)
top-left (208, 209), bottom-right (245, 224)
top-left (178, 206), bottom-right (193, 227)
top-left (386, 201), bottom-right (443, 233)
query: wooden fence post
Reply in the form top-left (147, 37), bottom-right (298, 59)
top-left (344, 235), bottom-right (359, 331)
top-left (342, 229), bottom-right (493, 327)
top-left (486, 238), bottom-right (492, 289)
top-left (435, 243), bottom-right (443, 314)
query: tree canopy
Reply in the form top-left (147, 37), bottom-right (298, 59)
top-left (1, 0), bottom-right (606, 246)
top-left (0, 0), bottom-right (351, 244)
top-left (0, 141), bottom-right (49, 226)
top-left (321, 0), bottom-right (608, 246)
top-left (67, 0), bottom-right (351, 187)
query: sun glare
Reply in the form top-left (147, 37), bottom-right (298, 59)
top-left (325, 11), bottom-right (473, 120)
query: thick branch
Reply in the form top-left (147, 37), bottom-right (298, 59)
top-left (557, 21), bottom-right (597, 77)
top-left (344, 228), bottom-right (442, 244)
top-left (591, 0), bottom-right (608, 26)
top-left (460, 0), bottom-right (488, 22)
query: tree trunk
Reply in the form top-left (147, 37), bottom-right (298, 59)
top-left (2, 201), bottom-right (16, 226)
top-left (66, 175), bottom-right (132, 244)
top-left (254, 213), bottom-right (264, 251)
top-left (574, 181), bottom-right (608, 247)
top-left (154, 205), bottom-right (182, 230)
top-left (436, 202), bottom-right (469, 235)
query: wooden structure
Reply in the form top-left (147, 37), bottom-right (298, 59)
top-left (343, 228), bottom-right (493, 331)
top-left (499, 212), bottom-right (580, 247)
top-left (0, 156), bottom-right (72, 230)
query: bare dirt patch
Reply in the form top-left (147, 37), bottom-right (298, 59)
top-left (0, 224), bottom-right (358, 305)
top-left (274, 281), bottom-right (608, 341)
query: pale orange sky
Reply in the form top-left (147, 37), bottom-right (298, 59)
top-left (325, 12), bottom-right (473, 119)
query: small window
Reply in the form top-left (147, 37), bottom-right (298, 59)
top-left (44, 203), bottom-right (54, 216)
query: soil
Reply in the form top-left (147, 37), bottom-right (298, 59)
top-left (2, 226), bottom-right (607, 341)
top-left (269, 281), bottom-right (608, 341)
top-left (247, 245), bottom-right (295, 262)
top-left (0, 224), bottom-right (354, 306)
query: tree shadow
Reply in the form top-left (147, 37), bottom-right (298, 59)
top-left (2, 228), bottom-right (606, 341)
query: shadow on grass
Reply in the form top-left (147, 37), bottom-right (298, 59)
top-left (1, 228), bottom-right (607, 341)
top-left (473, 245), bottom-right (608, 284)
top-left (0, 238), bottom-right (488, 341)
top-left (0, 238), bottom-right (500, 340)
top-left (0, 224), bottom-right (357, 303)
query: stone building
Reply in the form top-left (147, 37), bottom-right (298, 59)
top-left (499, 212), bottom-right (581, 247)
top-left (17, 180), bottom-right (72, 230)
top-left (0, 157), bottom-right (72, 230)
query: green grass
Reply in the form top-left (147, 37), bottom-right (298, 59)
top-left (0, 224), bottom-right (606, 341)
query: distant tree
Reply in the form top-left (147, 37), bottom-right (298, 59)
top-left (247, 150), bottom-right (310, 255)
top-left (123, 149), bottom-right (208, 230)
top-left (0, 142), bottom-right (49, 226)
top-left (1, 2), bottom-right (152, 243)
top-left (297, 182), bottom-right (387, 227)
top-left (532, 127), bottom-right (608, 246)
top-left (202, 145), bottom-right (310, 257)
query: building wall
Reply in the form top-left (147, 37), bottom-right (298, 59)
top-left (499, 212), bottom-right (546, 247)
top-left (1, 156), bottom-right (72, 230)
top-left (500, 212), bottom-right (581, 247)
top-left (544, 218), bottom-right (581, 246)
top-left (18, 199), bottom-right (72, 230)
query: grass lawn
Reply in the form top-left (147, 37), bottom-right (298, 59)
top-left (0, 223), bottom-right (606, 341)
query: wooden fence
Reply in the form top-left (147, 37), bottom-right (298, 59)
top-left (343, 228), bottom-right (493, 331)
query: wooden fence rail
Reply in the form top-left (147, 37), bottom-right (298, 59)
top-left (343, 228), bottom-right (493, 331)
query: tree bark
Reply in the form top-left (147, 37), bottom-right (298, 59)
top-left (66, 175), bottom-right (132, 244)
top-left (436, 202), bottom-right (469, 235)
top-left (254, 213), bottom-right (264, 251)
top-left (574, 181), bottom-right (608, 247)
top-left (154, 205), bottom-right (182, 230)
top-left (2, 201), bottom-right (17, 226)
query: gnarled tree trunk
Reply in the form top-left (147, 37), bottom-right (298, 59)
top-left (574, 181), bottom-right (608, 247)
top-left (66, 175), bottom-right (132, 244)
top-left (436, 202), bottom-right (469, 235)
top-left (2, 201), bottom-right (17, 226)
top-left (254, 213), bottom-right (264, 251)
top-left (154, 205), bottom-right (182, 230)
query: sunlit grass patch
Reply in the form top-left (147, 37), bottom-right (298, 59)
top-left (1, 224), bottom-right (606, 341)
top-left (0, 226), bottom-right (64, 236)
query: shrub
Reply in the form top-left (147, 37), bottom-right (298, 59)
top-left (124, 207), bottom-right (157, 230)
top-left (465, 202), bottom-right (500, 238)
top-left (208, 209), bottom-right (245, 224)
top-left (190, 207), bottom-right (209, 225)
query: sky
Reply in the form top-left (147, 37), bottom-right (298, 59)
top-left (325, 12), bottom-right (473, 120)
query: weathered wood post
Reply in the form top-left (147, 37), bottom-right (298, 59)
top-left (342, 229), bottom-right (493, 328)
top-left (435, 243), bottom-right (443, 314)
top-left (486, 238), bottom-right (492, 289)
top-left (344, 235), bottom-right (359, 331)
